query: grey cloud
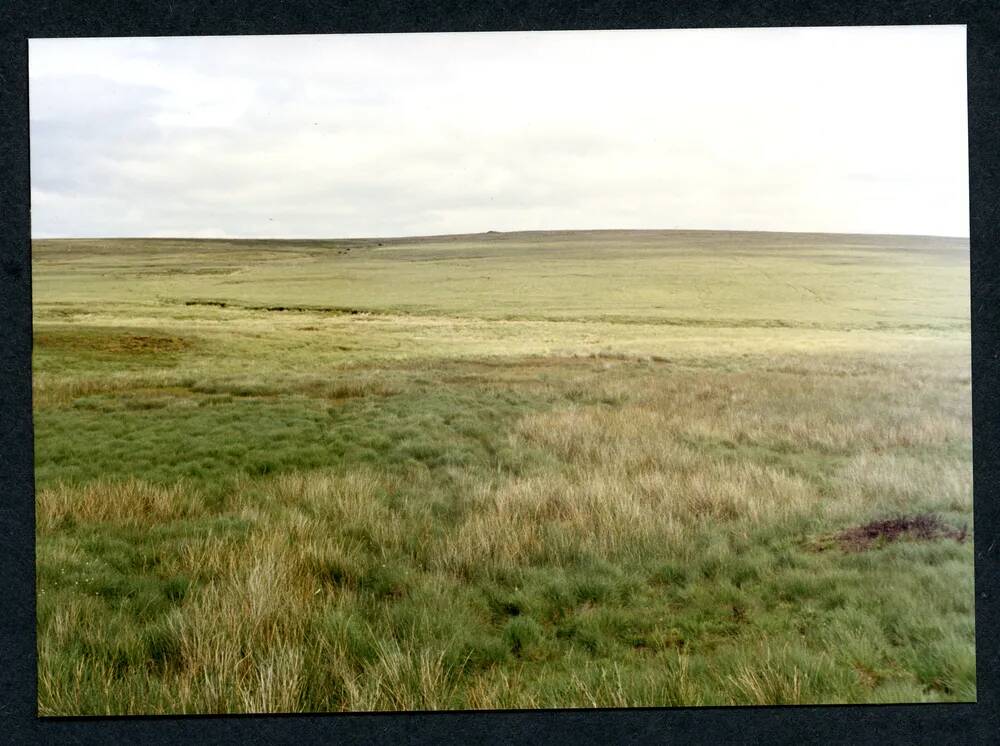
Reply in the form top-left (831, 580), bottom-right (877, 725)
top-left (30, 75), bottom-right (166, 194)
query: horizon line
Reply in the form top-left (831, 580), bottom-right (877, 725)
top-left (31, 227), bottom-right (972, 242)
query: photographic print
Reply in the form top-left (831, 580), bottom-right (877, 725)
top-left (30, 26), bottom-right (973, 715)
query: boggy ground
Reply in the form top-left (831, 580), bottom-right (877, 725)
top-left (32, 231), bottom-right (974, 713)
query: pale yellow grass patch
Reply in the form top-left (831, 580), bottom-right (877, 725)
top-left (37, 478), bottom-right (203, 532)
top-left (831, 453), bottom-right (973, 517)
top-left (168, 532), bottom-right (314, 713)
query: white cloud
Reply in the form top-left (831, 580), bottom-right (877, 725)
top-left (29, 26), bottom-right (969, 238)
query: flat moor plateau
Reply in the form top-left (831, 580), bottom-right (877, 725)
top-left (31, 230), bottom-right (974, 713)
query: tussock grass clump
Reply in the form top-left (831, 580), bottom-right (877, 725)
top-left (37, 478), bottom-right (204, 531)
top-left (166, 533), bottom-right (315, 713)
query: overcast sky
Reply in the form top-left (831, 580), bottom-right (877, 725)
top-left (29, 26), bottom-right (969, 239)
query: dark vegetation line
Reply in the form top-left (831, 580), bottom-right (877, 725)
top-left (174, 299), bottom-right (968, 333)
top-left (182, 299), bottom-right (365, 315)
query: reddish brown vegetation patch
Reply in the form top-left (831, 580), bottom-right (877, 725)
top-left (837, 513), bottom-right (967, 552)
top-left (36, 330), bottom-right (190, 355)
top-left (109, 334), bottom-right (190, 353)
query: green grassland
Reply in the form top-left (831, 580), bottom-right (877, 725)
top-left (32, 230), bottom-right (974, 714)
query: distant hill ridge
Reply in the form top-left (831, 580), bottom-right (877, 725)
top-left (32, 228), bottom-right (970, 245)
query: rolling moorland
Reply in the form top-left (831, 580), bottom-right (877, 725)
top-left (32, 229), bottom-right (974, 713)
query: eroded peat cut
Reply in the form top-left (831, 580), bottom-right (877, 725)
top-left (32, 231), bottom-right (974, 713)
top-left (835, 514), bottom-right (968, 552)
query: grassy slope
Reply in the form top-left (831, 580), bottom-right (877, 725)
top-left (32, 230), bottom-right (974, 713)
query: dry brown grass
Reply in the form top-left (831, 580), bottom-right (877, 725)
top-left (168, 533), bottom-right (314, 712)
top-left (834, 453), bottom-right (973, 513)
top-left (37, 478), bottom-right (204, 531)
